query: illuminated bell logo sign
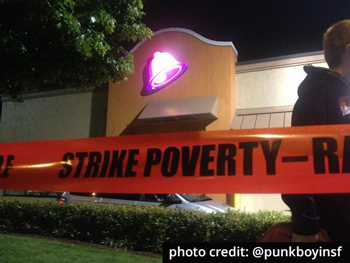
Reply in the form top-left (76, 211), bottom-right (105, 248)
top-left (147, 52), bottom-right (187, 90)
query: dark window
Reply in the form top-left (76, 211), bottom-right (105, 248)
top-left (143, 194), bottom-right (167, 202)
top-left (4, 190), bottom-right (26, 196)
top-left (100, 193), bottom-right (140, 201)
top-left (71, 192), bottom-right (97, 197)
top-left (4, 190), bottom-right (61, 197)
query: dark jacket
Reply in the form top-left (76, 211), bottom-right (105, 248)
top-left (282, 66), bottom-right (350, 242)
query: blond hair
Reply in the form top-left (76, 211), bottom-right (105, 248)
top-left (323, 20), bottom-right (350, 68)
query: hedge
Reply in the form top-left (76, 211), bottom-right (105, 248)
top-left (0, 200), bottom-right (290, 253)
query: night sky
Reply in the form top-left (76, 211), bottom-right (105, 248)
top-left (142, 0), bottom-right (350, 62)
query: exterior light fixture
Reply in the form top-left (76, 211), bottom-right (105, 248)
top-left (146, 52), bottom-right (187, 91)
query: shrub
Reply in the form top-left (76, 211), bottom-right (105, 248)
top-left (0, 200), bottom-right (290, 253)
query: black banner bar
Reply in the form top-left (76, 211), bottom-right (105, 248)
top-left (163, 243), bottom-right (349, 262)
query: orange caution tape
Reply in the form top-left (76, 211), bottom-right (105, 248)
top-left (1, 124), bottom-right (350, 194)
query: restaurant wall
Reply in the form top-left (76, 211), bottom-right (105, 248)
top-left (0, 88), bottom-right (108, 143)
top-left (234, 52), bottom-right (328, 212)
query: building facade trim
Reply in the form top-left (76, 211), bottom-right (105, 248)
top-left (130, 27), bottom-right (238, 55)
top-left (236, 51), bottom-right (325, 74)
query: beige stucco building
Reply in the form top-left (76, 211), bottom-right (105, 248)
top-left (106, 28), bottom-right (328, 212)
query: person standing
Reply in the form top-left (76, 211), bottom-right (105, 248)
top-left (282, 20), bottom-right (350, 242)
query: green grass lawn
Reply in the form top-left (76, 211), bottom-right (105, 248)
top-left (0, 234), bottom-right (162, 263)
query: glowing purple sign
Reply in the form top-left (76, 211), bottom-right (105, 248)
top-left (147, 52), bottom-right (187, 90)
